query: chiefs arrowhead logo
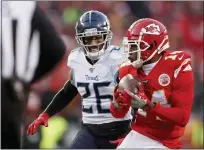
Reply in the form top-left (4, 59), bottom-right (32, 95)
top-left (143, 23), bottom-right (161, 35)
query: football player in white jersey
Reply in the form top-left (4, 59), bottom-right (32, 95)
top-left (27, 10), bottom-right (132, 149)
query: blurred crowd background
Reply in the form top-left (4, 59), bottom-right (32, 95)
top-left (23, 1), bottom-right (203, 149)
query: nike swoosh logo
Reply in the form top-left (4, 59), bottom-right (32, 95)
top-left (178, 54), bottom-right (184, 60)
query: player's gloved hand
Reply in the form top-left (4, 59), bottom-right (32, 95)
top-left (120, 82), bottom-right (151, 109)
top-left (27, 113), bottom-right (49, 135)
top-left (112, 85), bottom-right (121, 109)
top-left (113, 86), bottom-right (132, 109)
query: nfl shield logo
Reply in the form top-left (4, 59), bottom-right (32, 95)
top-left (89, 68), bottom-right (95, 73)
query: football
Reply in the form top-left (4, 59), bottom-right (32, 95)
top-left (118, 74), bottom-right (145, 109)
top-left (118, 74), bottom-right (139, 94)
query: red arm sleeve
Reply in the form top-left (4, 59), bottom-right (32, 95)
top-left (149, 62), bottom-right (194, 127)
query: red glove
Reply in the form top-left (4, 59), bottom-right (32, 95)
top-left (110, 86), bottom-right (130, 118)
top-left (27, 113), bottom-right (49, 135)
top-left (121, 82), bottom-right (151, 109)
top-left (113, 85), bottom-right (132, 109)
top-left (115, 90), bottom-right (132, 108)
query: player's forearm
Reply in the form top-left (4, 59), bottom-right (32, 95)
top-left (43, 80), bottom-right (78, 117)
top-left (110, 102), bottom-right (129, 118)
top-left (149, 103), bottom-right (191, 127)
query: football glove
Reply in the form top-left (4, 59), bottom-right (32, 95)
top-left (27, 113), bottom-right (49, 135)
top-left (120, 82), bottom-right (151, 109)
top-left (113, 85), bottom-right (132, 109)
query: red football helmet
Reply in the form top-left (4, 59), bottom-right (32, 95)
top-left (123, 18), bottom-right (170, 68)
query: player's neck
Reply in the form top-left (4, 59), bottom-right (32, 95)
top-left (86, 57), bottom-right (99, 65)
top-left (143, 54), bottom-right (163, 65)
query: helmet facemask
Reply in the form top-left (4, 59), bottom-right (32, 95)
top-left (123, 34), bottom-right (169, 68)
top-left (76, 28), bottom-right (112, 60)
top-left (123, 36), bottom-right (150, 68)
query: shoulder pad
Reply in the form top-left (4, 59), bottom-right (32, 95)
top-left (109, 46), bottom-right (122, 59)
top-left (67, 47), bottom-right (81, 68)
top-left (164, 51), bottom-right (191, 64)
top-left (120, 60), bottom-right (132, 68)
top-left (164, 51), bottom-right (192, 78)
top-left (70, 47), bottom-right (80, 54)
top-left (108, 46), bottom-right (126, 66)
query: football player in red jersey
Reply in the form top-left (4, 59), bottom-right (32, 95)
top-left (110, 18), bottom-right (194, 149)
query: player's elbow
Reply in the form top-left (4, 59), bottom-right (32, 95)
top-left (177, 111), bottom-right (191, 127)
top-left (178, 119), bottom-right (188, 127)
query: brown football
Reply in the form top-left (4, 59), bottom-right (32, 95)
top-left (118, 74), bottom-right (139, 94)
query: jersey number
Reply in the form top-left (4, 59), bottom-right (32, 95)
top-left (138, 90), bottom-right (168, 120)
top-left (77, 82), bottom-right (113, 114)
top-left (165, 51), bottom-right (183, 60)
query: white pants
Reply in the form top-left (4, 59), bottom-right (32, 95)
top-left (117, 130), bottom-right (168, 149)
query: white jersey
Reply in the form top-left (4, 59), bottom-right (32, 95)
top-left (67, 45), bottom-right (132, 124)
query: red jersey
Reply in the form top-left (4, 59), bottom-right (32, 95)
top-left (111, 51), bottom-right (194, 148)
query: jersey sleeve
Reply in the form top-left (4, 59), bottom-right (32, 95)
top-left (119, 61), bottom-right (138, 80)
top-left (31, 4), bottom-right (66, 83)
top-left (173, 51), bottom-right (192, 78)
top-left (150, 52), bottom-right (194, 127)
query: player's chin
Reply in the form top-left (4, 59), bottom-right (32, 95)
top-left (89, 44), bottom-right (104, 52)
top-left (128, 56), bottom-right (134, 63)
